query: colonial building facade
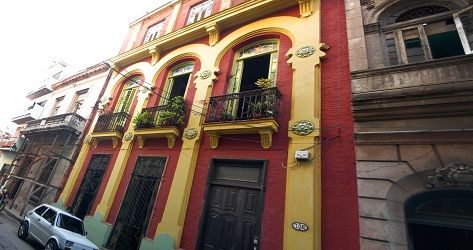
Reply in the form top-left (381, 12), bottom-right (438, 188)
top-left (58, 0), bottom-right (358, 249)
top-left (346, 0), bottom-right (473, 249)
top-left (4, 62), bottom-right (109, 217)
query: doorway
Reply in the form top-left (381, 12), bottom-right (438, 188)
top-left (106, 157), bottom-right (166, 250)
top-left (406, 190), bottom-right (473, 250)
top-left (198, 159), bottom-right (266, 250)
top-left (71, 154), bottom-right (111, 220)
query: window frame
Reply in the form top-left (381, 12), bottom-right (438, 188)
top-left (381, 8), bottom-right (466, 65)
top-left (186, 0), bottom-right (214, 25)
top-left (159, 62), bottom-right (194, 106)
top-left (143, 21), bottom-right (164, 44)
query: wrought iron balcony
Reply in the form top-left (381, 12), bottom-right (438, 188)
top-left (203, 88), bottom-right (281, 149)
top-left (22, 113), bottom-right (86, 135)
top-left (133, 101), bottom-right (185, 149)
top-left (137, 104), bottom-right (183, 129)
top-left (205, 87), bottom-right (281, 123)
top-left (93, 112), bottom-right (130, 133)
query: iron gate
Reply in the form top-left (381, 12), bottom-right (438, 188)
top-left (71, 154), bottom-right (111, 219)
top-left (106, 156), bottom-right (166, 250)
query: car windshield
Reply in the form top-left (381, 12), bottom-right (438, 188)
top-left (58, 214), bottom-right (85, 235)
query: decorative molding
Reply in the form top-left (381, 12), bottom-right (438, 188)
top-left (84, 135), bottom-right (92, 145)
top-left (203, 120), bottom-right (279, 149)
top-left (149, 46), bottom-right (161, 65)
top-left (199, 70), bottom-right (212, 80)
top-left (206, 23), bottom-right (220, 47)
top-left (291, 120), bottom-right (316, 136)
top-left (123, 132), bottom-right (134, 141)
top-left (184, 128), bottom-right (198, 139)
top-left (298, 0), bottom-right (313, 17)
top-left (426, 163), bottom-right (473, 188)
top-left (295, 46), bottom-right (316, 58)
top-left (360, 0), bottom-right (375, 10)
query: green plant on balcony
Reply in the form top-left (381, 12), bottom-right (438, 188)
top-left (220, 110), bottom-right (235, 121)
top-left (251, 78), bottom-right (276, 118)
top-left (255, 78), bottom-right (273, 89)
top-left (157, 96), bottom-right (185, 126)
top-left (132, 111), bottom-right (153, 129)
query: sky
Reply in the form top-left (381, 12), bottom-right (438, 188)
top-left (0, 0), bottom-right (170, 134)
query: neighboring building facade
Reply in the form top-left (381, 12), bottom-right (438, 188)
top-left (58, 0), bottom-right (358, 250)
top-left (4, 62), bottom-right (109, 217)
top-left (346, 0), bottom-right (473, 249)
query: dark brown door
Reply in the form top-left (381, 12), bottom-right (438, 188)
top-left (71, 154), bottom-right (111, 219)
top-left (199, 159), bottom-right (265, 250)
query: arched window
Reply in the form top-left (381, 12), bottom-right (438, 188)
top-left (160, 62), bottom-right (194, 105)
top-left (227, 40), bottom-right (278, 94)
top-left (382, 4), bottom-right (466, 65)
top-left (114, 76), bottom-right (140, 113)
top-left (405, 190), bottom-right (473, 250)
top-left (395, 6), bottom-right (449, 23)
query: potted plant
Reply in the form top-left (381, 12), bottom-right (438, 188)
top-left (255, 78), bottom-right (273, 89)
top-left (252, 78), bottom-right (275, 118)
top-left (220, 110), bottom-right (235, 121)
top-left (132, 111), bottom-right (153, 129)
top-left (157, 96), bottom-right (185, 126)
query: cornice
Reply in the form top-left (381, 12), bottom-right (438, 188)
top-left (110, 0), bottom-right (297, 67)
top-left (52, 63), bottom-right (109, 90)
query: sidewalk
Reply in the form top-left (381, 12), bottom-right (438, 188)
top-left (3, 203), bottom-right (23, 222)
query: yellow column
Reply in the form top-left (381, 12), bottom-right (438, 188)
top-left (94, 88), bottom-right (150, 219)
top-left (284, 1), bottom-right (324, 248)
top-left (165, 1), bottom-right (182, 35)
top-left (284, 54), bottom-right (324, 250)
top-left (57, 139), bottom-right (91, 207)
top-left (156, 68), bottom-right (218, 247)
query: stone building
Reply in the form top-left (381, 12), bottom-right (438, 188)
top-left (57, 0), bottom-right (359, 249)
top-left (4, 62), bottom-right (110, 217)
top-left (345, 0), bottom-right (473, 249)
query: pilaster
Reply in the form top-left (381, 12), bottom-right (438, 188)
top-left (153, 68), bottom-right (218, 249)
top-left (56, 137), bottom-right (92, 208)
top-left (284, 3), bottom-right (324, 248)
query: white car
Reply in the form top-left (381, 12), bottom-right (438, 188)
top-left (17, 204), bottom-right (99, 250)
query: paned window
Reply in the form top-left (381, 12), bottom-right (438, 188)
top-left (160, 63), bottom-right (194, 105)
top-left (383, 5), bottom-right (467, 65)
top-left (143, 22), bottom-right (164, 44)
top-left (187, 0), bottom-right (214, 24)
top-left (50, 96), bottom-right (65, 116)
top-left (114, 77), bottom-right (140, 113)
top-left (70, 89), bottom-right (88, 114)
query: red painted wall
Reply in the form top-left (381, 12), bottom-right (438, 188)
top-left (179, 32), bottom-right (293, 249)
top-left (320, 0), bottom-right (359, 249)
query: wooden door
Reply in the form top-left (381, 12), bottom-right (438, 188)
top-left (199, 160), bottom-right (266, 250)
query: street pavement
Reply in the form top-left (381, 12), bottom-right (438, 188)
top-left (0, 211), bottom-right (41, 250)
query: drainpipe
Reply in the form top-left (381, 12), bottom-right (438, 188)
top-left (54, 64), bottom-right (114, 202)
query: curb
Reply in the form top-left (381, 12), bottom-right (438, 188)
top-left (4, 206), bottom-right (23, 223)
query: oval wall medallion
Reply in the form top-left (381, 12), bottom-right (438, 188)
top-left (292, 120), bottom-right (315, 136)
top-left (184, 128), bottom-right (198, 139)
top-left (296, 46), bottom-right (316, 58)
top-left (199, 70), bottom-right (212, 79)
top-left (123, 132), bottom-right (134, 141)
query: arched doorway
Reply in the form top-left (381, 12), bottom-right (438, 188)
top-left (405, 190), bottom-right (473, 250)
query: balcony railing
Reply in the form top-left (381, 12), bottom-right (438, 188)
top-left (94, 112), bottom-right (130, 133)
top-left (205, 87), bottom-right (281, 123)
top-left (137, 103), bottom-right (184, 129)
top-left (23, 113), bottom-right (86, 135)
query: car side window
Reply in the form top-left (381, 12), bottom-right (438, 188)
top-left (34, 206), bottom-right (47, 215)
top-left (42, 209), bottom-right (57, 224)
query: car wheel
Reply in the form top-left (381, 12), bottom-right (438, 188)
top-left (44, 240), bottom-right (58, 250)
top-left (17, 222), bottom-right (28, 239)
